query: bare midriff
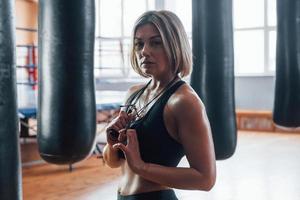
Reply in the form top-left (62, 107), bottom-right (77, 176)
top-left (118, 162), bottom-right (169, 195)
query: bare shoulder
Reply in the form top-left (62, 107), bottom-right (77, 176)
top-left (124, 83), bottom-right (146, 101)
top-left (165, 83), bottom-right (211, 141)
top-left (168, 83), bottom-right (205, 114)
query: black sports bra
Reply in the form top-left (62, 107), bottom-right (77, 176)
top-left (122, 80), bottom-right (186, 167)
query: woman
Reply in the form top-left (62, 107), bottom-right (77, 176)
top-left (103, 10), bottom-right (216, 200)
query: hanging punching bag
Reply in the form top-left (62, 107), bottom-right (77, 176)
top-left (0, 0), bottom-right (22, 199)
top-left (191, 0), bottom-right (237, 160)
top-left (273, 0), bottom-right (300, 127)
top-left (38, 0), bottom-right (96, 164)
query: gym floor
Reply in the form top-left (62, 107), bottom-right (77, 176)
top-left (22, 131), bottom-right (300, 200)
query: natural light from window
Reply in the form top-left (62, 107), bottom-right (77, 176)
top-left (95, 0), bottom-right (277, 79)
top-left (234, 0), bottom-right (276, 75)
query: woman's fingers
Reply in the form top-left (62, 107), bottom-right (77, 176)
top-left (118, 129), bottom-right (127, 143)
top-left (126, 129), bottom-right (138, 145)
top-left (108, 111), bottom-right (131, 131)
top-left (118, 117), bottom-right (127, 127)
top-left (113, 129), bottom-right (144, 173)
top-left (114, 122), bottom-right (124, 130)
top-left (119, 110), bottom-right (132, 127)
top-left (113, 143), bottom-right (126, 152)
top-left (113, 129), bottom-right (137, 150)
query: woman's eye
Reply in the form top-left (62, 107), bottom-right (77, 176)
top-left (151, 40), bottom-right (162, 47)
top-left (134, 42), bottom-right (143, 51)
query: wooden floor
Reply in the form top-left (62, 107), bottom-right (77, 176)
top-left (22, 131), bottom-right (300, 200)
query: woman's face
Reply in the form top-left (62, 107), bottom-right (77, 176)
top-left (134, 23), bottom-right (170, 78)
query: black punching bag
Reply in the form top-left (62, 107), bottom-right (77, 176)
top-left (0, 0), bottom-right (22, 199)
top-left (273, 0), bottom-right (300, 127)
top-left (38, 0), bottom-right (96, 164)
top-left (191, 0), bottom-right (237, 160)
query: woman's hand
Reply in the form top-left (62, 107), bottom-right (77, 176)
top-left (106, 110), bottom-right (133, 146)
top-left (113, 129), bottom-right (147, 174)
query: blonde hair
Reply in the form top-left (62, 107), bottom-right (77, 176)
top-left (130, 10), bottom-right (193, 78)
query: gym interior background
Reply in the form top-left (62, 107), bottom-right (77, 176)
top-left (1, 0), bottom-right (299, 199)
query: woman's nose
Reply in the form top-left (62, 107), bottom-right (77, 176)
top-left (141, 43), bottom-right (150, 57)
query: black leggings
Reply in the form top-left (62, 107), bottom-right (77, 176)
top-left (117, 189), bottom-right (178, 200)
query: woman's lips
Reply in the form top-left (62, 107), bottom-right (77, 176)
top-left (141, 61), bottom-right (154, 67)
top-left (142, 60), bottom-right (154, 64)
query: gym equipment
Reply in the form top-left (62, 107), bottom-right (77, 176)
top-left (16, 45), bottom-right (38, 88)
top-left (273, 0), bottom-right (300, 127)
top-left (0, 0), bottom-right (22, 199)
top-left (19, 91), bottom-right (123, 138)
top-left (38, 0), bottom-right (97, 164)
top-left (191, 0), bottom-right (237, 160)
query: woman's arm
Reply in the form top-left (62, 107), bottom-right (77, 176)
top-left (114, 87), bottom-right (216, 190)
top-left (102, 110), bottom-right (129, 168)
top-left (139, 92), bottom-right (216, 190)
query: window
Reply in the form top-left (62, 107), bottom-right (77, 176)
top-left (233, 0), bottom-right (277, 75)
top-left (95, 0), bottom-right (191, 80)
top-left (164, 0), bottom-right (192, 37)
top-left (96, 0), bottom-right (277, 78)
top-left (95, 0), bottom-right (155, 79)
